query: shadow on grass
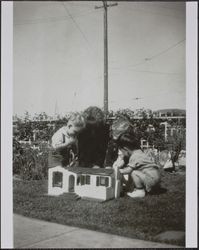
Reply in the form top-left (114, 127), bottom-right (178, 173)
top-left (149, 185), bottom-right (167, 195)
top-left (120, 184), bottom-right (167, 197)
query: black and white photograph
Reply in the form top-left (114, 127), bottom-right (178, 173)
top-left (1, 0), bottom-right (198, 248)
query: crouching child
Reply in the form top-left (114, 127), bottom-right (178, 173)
top-left (113, 133), bottom-right (161, 198)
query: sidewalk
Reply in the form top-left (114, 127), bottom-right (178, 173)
top-left (14, 214), bottom-right (181, 248)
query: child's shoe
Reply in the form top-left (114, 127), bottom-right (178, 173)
top-left (127, 189), bottom-right (145, 198)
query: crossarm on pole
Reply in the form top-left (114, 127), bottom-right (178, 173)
top-left (95, 2), bottom-right (118, 9)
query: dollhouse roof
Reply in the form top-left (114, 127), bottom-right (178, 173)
top-left (67, 167), bottom-right (114, 176)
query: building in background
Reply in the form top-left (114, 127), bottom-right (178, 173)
top-left (153, 109), bottom-right (186, 119)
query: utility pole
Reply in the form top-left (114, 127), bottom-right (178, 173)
top-left (160, 121), bottom-right (168, 142)
top-left (54, 100), bottom-right (59, 120)
top-left (95, 1), bottom-right (118, 117)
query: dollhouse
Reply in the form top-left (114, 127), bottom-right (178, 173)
top-left (48, 166), bottom-right (121, 201)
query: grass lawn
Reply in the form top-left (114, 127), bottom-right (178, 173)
top-left (13, 169), bottom-right (185, 246)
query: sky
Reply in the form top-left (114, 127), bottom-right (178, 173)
top-left (13, 1), bottom-right (186, 117)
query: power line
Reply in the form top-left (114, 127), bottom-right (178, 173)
top-left (109, 69), bottom-right (183, 76)
top-left (14, 17), bottom-right (71, 26)
top-left (61, 2), bottom-right (105, 74)
top-left (147, 3), bottom-right (185, 12)
top-left (80, 68), bottom-right (183, 85)
top-left (109, 90), bottom-right (184, 103)
top-left (14, 9), bottom-right (97, 26)
top-left (61, 2), bottom-right (103, 74)
top-left (120, 4), bottom-right (185, 20)
top-left (111, 39), bottom-right (185, 70)
top-left (67, 2), bottom-right (95, 7)
top-left (61, 2), bottom-right (92, 48)
top-left (145, 39), bottom-right (185, 61)
top-left (67, 1), bottom-right (184, 13)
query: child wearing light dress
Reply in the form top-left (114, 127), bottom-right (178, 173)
top-left (113, 133), bottom-right (161, 198)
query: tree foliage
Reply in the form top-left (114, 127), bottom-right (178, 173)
top-left (13, 108), bottom-right (186, 179)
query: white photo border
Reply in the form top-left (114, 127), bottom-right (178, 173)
top-left (186, 1), bottom-right (198, 248)
top-left (1, 1), bottom-right (13, 248)
top-left (1, 1), bottom-right (198, 248)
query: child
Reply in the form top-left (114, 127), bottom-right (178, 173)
top-left (104, 115), bottom-right (133, 167)
top-left (48, 113), bottom-right (86, 168)
top-left (78, 106), bottom-right (109, 168)
top-left (113, 133), bottom-right (160, 198)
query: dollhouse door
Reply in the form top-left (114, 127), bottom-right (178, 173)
top-left (69, 175), bottom-right (75, 192)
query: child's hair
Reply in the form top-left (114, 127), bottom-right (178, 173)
top-left (117, 132), bottom-right (140, 151)
top-left (111, 116), bottom-right (132, 140)
top-left (83, 106), bottom-right (104, 125)
top-left (69, 113), bottom-right (86, 128)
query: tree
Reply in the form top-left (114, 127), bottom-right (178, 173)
top-left (24, 111), bottom-right (31, 122)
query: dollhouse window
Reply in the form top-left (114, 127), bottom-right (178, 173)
top-left (85, 175), bottom-right (90, 184)
top-left (80, 175), bottom-right (90, 185)
top-left (96, 176), bottom-right (109, 187)
top-left (53, 172), bottom-right (63, 188)
top-left (80, 175), bottom-right (85, 185)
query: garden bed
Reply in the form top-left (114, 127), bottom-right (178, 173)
top-left (13, 169), bottom-right (185, 246)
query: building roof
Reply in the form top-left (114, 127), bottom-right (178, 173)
top-left (67, 167), bottom-right (114, 176)
top-left (154, 109), bottom-right (186, 114)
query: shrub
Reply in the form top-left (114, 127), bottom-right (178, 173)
top-left (13, 108), bottom-right (186, 174)
top-left (13, 141), bottom-right (49, 180)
